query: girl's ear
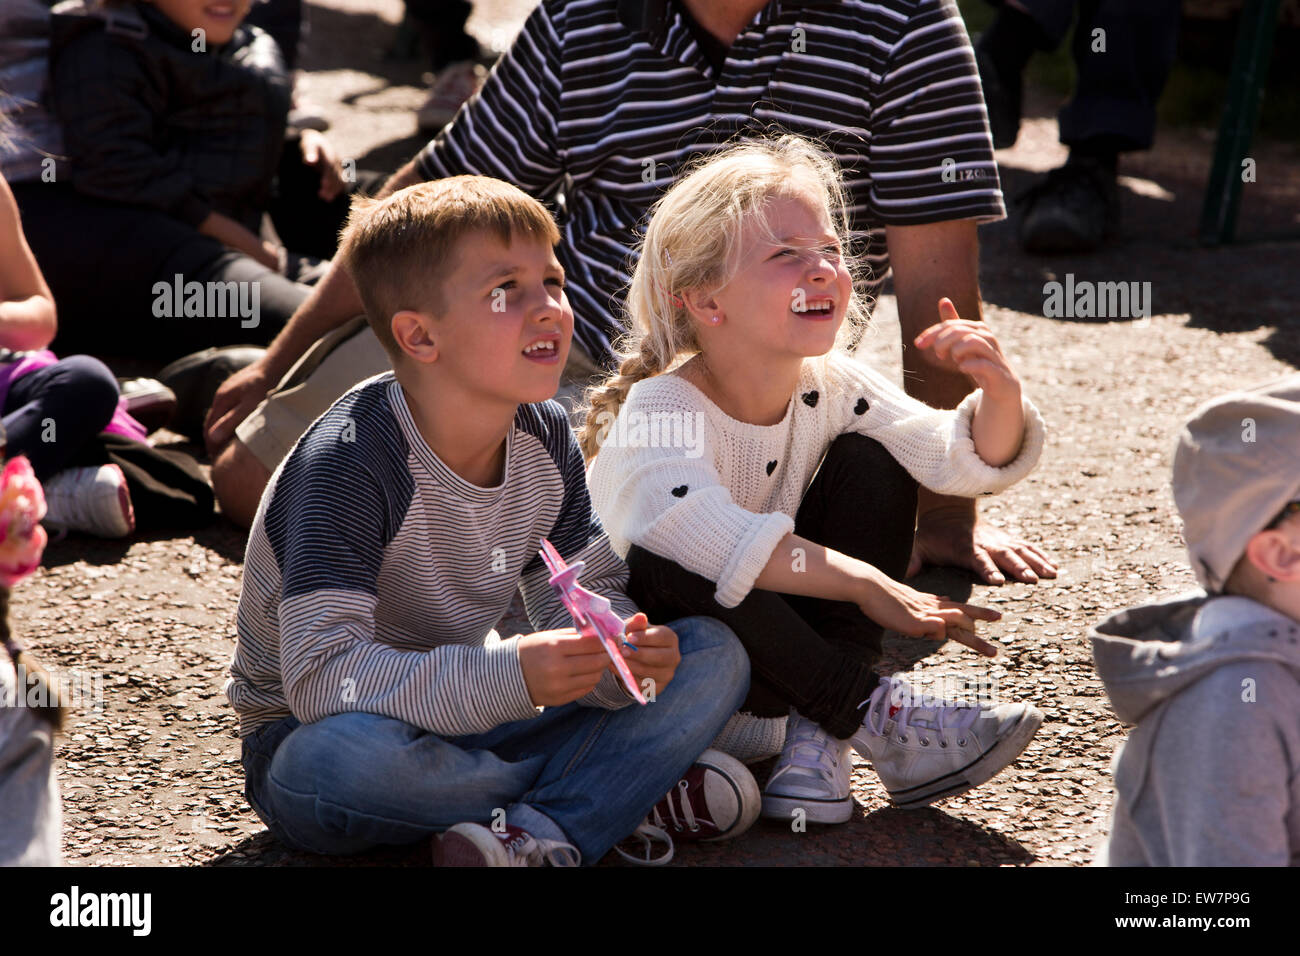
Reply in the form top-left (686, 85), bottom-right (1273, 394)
top-left (680, 288), bottom-right (722, 326)
top-left (391, 310), bottom-right (439, 364)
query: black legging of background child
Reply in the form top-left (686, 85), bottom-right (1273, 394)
top-left (1, 355), bottom-right (118, 483)
top-left (10, 146), bottom-right (384, 362)
top-left (626, 433), bottom-right (919, 740)
top-left (405, 0), bottom-right (480, 72)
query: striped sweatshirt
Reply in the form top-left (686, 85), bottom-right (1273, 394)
top-left (225, 374), bottom-right (639, 739)
top-left (418, 0), bottom-right (1005, 361)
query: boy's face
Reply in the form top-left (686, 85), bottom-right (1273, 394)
top-left (418, 231), bottom-right (572, 409)
top-left (148, 0), bottom-right (253, 46)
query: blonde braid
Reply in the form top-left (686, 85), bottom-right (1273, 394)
top-left (578, 338), bottom-right (669, 460)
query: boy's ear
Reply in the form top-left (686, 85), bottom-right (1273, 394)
top-left (1244, 528), bottom-right (1300, 583)
top-left (391, 310), bottom-right (439, 364)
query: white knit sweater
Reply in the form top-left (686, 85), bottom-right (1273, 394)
top-left (587, 351), bottom-right (1046, 609)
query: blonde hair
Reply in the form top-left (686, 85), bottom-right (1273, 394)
top-left (578, 134), bottom-right (870, 459)
top-left (336, 176), bottom-right (561, 361)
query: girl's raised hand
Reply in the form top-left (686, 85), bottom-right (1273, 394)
top-left (913, 298), bottom-right (1021, 402)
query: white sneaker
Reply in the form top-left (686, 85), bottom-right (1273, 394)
top-left (40, 465), bottom-right (134, 538)
top-left (849, 676), bottom-right (1042, 810)
top-left (761, 710), bottom-right (854, 824)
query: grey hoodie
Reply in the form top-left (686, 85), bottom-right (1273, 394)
top-left (1090, 591), bottom-right (1300, 866)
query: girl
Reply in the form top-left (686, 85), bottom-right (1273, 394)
top-left (1, 168), bottom-right (135, 537)
top-left (582, 135), bottom-right (1048, 823)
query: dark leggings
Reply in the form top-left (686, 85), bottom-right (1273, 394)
top-left (2, 356), bottom-right (119, 482)
top-left (627, 433), bottom-right (918, 739)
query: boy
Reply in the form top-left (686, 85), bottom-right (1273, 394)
top-left (225, 177), bottom-right (756, 866)
top-left (1091, 374), bottom-right (1300, 866)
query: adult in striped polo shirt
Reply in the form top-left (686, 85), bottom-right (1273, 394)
top-left (204, 0), bottom-right (1057, 588)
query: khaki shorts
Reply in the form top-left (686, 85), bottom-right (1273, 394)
top-left (236, 315), bottom-right (608, 472)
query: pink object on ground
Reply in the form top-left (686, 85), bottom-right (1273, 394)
top-left (0, 456), bottom-right (47, 586)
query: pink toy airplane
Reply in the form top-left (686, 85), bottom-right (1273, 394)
top-left (539, 538), bottom-right (648, 705)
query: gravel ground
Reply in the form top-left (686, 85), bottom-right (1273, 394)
top-left (17, 0), bottom-right (1300, 867)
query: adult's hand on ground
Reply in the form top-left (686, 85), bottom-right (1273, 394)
top-left (204, 359), bottom-right (276, 455)
top-left (907, 505), bottom-right (1058, 585)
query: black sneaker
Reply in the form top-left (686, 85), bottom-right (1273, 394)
top-left (156, 345), bottom-right (267, 443)
top-left (1016, 157), bottom-right (1120, 254)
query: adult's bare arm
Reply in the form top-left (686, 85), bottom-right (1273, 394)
top-left (887, 219), bottom-right (1057, 585)
top-left (203, 158), bottom-right (426, 451)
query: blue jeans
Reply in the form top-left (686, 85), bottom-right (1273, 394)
top-left (240, 616), bottom-right (749, 864)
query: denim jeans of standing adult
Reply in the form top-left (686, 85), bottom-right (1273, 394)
top-left (240, 615), bottom-right (749, 864)
top-left (627, 433), bottom-right (919, 740)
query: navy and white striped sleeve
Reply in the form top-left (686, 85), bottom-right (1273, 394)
top-left (867, 0), bottom-right (1005, 225)
top-left (516, 403), bottom-right (640, 710)
top-left (266, 411), bottom-right (540, 736)
top-left (416, 0), bottom-right (565, 196)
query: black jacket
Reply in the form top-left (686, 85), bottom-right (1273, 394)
top-left (48, 0), bottom-right (291, 232)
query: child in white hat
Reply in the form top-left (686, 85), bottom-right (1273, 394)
top-left (1091, 373), bottom-right (1300, 865)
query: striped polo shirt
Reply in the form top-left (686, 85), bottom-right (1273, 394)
top-left (418, 0), bottom-right (1004, 361)
top-left (225, 374), bottom-right (639, 738)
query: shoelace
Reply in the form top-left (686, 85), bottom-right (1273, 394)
top-left (613, 821), bottom-right (674, 866)
top-left (860, 679), bottom-right (981, 747)
top-left (780, 713), bottom-right (840, 775)
top-left (650, 778), bottom-right (700, 834)
top-left (504, 831), bottom-right (580, 867)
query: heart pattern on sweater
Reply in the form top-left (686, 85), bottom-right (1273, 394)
top-left (854, 397), bottom-right (869, 415)
top-left (671, 485), bottom-right (688, 498)
top-left (802, 390), bottom-right (819, 408)
top-left (766, 460), bottom-right (777, 475)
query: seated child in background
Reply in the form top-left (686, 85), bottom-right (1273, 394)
top-left (1, 168), bottom-right (136, 538)
top-left (20, 0), bottom-right (371, 359)
top-left (582, 135), bottom-right (1047, 824)
top-left (1092, 375), bottom-right (1300, 866)
top-left (225, 176), bottom-right (756, 867)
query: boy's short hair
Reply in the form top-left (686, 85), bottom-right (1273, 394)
top-left (336, 176), bottom-right (561, 361)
